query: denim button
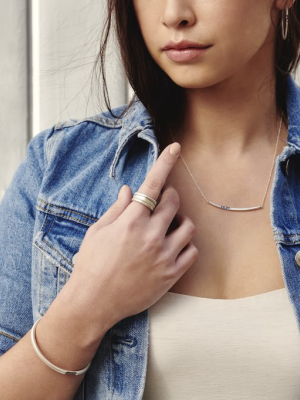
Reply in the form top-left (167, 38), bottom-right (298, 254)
top-left (72, 252), bottom-right (79, 265)
top-left (295, 251), bottom-right (300, 267)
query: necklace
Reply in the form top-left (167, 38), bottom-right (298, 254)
top-left (170, 116), bottom-right (283, 212)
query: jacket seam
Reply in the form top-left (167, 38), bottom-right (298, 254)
top-left (280, 234), bottom-right (300, 237)
top-left (286, 179), bottom-right (300, 231)
top-left (37, 198), bottom-right (98, 221)
top-left (33, 241), bottom-right (72, 275)
top-left (0, 331), bottom-right (19, 343)
top-left (45, 213), bottom-right (56, 236)
top-left (38, 253), bottom-right (44, 314)
top-left (40, 211), bottom-right (49, 233)
top-left (276, 240), bottom-right (300, 244)
top-left (36, 238), bottom-right (74, 269)
top-left (54, 117), bottom-right (123, 130)
top-left (273, 232), bottom-right (300, 239)
top-left (35, 206), bottom-right (94, 227)
top-left (45, 126), bottom-right (61, 165)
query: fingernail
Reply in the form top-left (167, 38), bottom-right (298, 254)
top-left (118, 185), bottom-right (127, 199)
top-left (170, 142), bottom-right (181, 156)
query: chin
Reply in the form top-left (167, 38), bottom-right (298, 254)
top-left (174, 81), bottom-right (208, 89)
top-left (167, 66), bottom-right (236, 90)
top-left (168, 74), bottom-right (215, 90)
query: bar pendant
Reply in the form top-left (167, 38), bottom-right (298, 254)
top-left (207, 201), bottom-right (262, 212)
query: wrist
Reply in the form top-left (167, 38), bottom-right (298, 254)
top-left (31, 316), bottom-right (92, 375)
top-left (34, 311), bottom-right (97, 374)
top-left (51, 277), bottom-right (114, 346)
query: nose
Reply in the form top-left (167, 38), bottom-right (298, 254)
top-left (161, 0), bottom-right (196, 29)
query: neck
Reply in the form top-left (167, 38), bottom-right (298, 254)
top-left (171, 70), bottom-right (288, 160)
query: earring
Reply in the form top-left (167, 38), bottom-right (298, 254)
top-left (281, 7), bottom-right (289, 40)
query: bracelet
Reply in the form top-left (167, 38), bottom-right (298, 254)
top-left (30, 316), bottom-right (92, 375)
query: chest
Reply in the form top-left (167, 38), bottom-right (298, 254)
top-left (164, 159), bottom-right (285, 300)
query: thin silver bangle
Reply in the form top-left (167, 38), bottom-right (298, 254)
top-left (31, 316), bottom-right (92, 376)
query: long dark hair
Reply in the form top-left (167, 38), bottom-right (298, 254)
top-left (93, 0), bottom-right (300, 148)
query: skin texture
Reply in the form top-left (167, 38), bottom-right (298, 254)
top-left (134, 0), bottom-right (280, 88)
top-left (132, 0), bottom-right (295, 154)
top-left (132, 0), bottom-right (297, 300)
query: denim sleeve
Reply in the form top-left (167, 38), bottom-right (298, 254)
top-left (0, 126), bottom-right (56, 355)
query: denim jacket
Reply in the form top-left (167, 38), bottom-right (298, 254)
top-left (1, 74), bottom-right (300, 399)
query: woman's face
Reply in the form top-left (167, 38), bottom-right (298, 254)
top-left (132, 0), bottom-right (290, 89)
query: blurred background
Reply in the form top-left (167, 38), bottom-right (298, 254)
top-left (0, 0), bottom-right (132, 201)
top-left (1, 1), bottom-right (300, 201)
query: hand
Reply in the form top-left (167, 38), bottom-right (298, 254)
top-left (60, 142), bottom-right (199, 337)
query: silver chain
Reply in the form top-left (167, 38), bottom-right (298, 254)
top-left (169, 115), bottom-right (283, 212)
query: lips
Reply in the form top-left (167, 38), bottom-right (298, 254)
top-left (162, 40), bottom-right (212, 51)
top-left (162, 41), bottom-right (212, 62)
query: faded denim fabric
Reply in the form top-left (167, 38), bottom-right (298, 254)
top-left (1, 73), bottom-right (300, 399)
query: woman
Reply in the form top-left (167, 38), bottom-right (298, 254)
top-left (0, 0), bottom-right (300, 398)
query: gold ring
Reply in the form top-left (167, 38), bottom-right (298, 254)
top-left (131, 192), bottom-right (157, 212)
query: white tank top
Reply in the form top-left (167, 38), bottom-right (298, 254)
top-left (142, 287), bottom-right (300, 399)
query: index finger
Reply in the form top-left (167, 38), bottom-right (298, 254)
top-left (129, 142), bottom-right (181, 216)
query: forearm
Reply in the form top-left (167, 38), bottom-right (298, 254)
top-left (0, 285), bottom-right (110, 400)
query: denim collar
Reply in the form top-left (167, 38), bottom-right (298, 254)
top-left (286, 74), bottom-right (300, 150)
top-left (109, 74), bottom-right (300, 179)
top-left (109, 99), bottom-right (156, 179)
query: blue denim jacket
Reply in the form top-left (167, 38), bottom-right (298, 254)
top-left (1, 74), bottom-right (300, 399)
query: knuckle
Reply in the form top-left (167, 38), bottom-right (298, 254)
top-left (125, 217), bottom-right (140, 232)
top-left (187, 220), bottom-right (196, 236)
top-left (165, 264), bottom-right (176, 280)
top-left (160, 250), bottom-right (172, 266)
top-left (191, 245), bottom-right (199, 260)
top-left (160, 252), bottom-right (175, 279)
top-left (147, 232), bottom-right (161, 245)
top-left (165, 270), bottom-right (175, 282)
top-left (146, 231), bottom-right (162, 250)
top-left (166, 190), bottom-right (180, 209)
top-left (145, 175), bottom-right (163, 191)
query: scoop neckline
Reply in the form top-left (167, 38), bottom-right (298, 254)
top-left (166, 287), bottom-right (286, 302)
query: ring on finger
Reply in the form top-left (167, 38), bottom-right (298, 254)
top-left (131, 192), bottom-right (157, 212)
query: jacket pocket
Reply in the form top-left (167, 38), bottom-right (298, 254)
top-left (32, 199), bottom-right (97, 317)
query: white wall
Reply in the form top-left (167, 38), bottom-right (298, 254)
top-left (0, 0), bottom-right (128, 202)
top-left (32, 0), bottom-right (128, 135)
top-left (0, 1), bottom-right (29, 201)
